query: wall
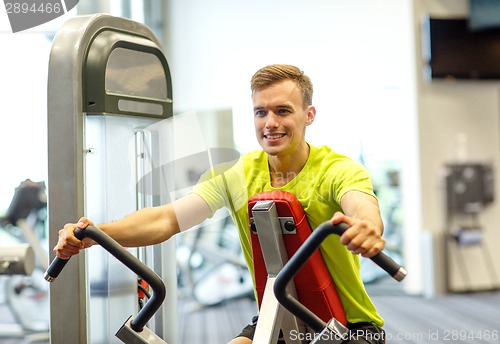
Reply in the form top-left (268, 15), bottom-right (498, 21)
top-left (0, 33), bottom-right (52, 211)
top-left (0, 8), bottom-right (76, 211)
top-left (413, 0), bottom-right (500, 292)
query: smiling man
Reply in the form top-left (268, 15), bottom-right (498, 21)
top-left (252, 72), bottom-right (315, 188)
top-left (55, 64), bottom-right (386, 344)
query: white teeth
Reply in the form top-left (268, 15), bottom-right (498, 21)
top-left (266, 134), bottom-right (284, 139)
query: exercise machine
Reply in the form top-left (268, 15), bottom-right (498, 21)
top-left (1, 180), bottom-right (48, 271)
top-left (0, 244), bottom-right (35, 276)
top-left (249, 191), bottom-right (346, 343)
top-left (47, 13), bottom-right (176, 343)
top-left (0, 180), bottom-right (50, 341)
top-left (178, 211), bottom-right (254, 307)
top-left (0, 244), bottom-right (45, 341)
top-left (44, 191), bottom-right (406, 344)
top-left (45, 226), bottom-right (168, 344)
top-left (249, 191), bottom-right (407, 343)
top-left (274, 221), bottom-right (406, 343)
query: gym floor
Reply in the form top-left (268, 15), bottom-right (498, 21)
top-left (2, 275), bottom-right (499, 343)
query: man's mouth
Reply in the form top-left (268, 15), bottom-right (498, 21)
top-left (264, 133), bottom-right (285, 139)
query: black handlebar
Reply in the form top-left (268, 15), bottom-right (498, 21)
top-left (273, 221), bottom-right (407, 333)
top-left (44, 226), bottom-right (166, 332)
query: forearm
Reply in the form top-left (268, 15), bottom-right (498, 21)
top-left (335, 190), bottom-right (385, 257)
top-left (55, 194), bottom-right (211, 260)
top-left (349, 202), bottom-right (384, 236)
top-left (340, 191), bottom-right (384, 235)
top-left (98, 204), bottom-right (178, 247)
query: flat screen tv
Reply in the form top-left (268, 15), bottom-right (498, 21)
top-left (422, 17), bottom-right (500, 80)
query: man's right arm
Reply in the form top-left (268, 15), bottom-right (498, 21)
top-left (54, 193), bottom-right (213, 259)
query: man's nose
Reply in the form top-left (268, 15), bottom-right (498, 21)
top-left (266, 112), bottom-right (279, 128)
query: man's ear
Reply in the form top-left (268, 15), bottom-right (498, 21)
top-left (306, 105), bottom-right (316, 126)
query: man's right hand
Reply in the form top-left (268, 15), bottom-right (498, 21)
top-left (53, 217), bottom-right (96, 259)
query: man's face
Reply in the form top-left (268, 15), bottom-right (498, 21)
top-left (252, 79), bottom-right (315, 157)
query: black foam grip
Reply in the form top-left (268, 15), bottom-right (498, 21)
top-left (44, 228), bottom-right (87, 281)
top-left (44, 255), bottom-right (70, 280)
top-left (329, 222), bottom-right (406, 280)
top-left (370, 251), bottom-right (403, 278)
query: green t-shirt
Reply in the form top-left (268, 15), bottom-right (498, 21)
top-left (191, 144), bottom-right (384, 326)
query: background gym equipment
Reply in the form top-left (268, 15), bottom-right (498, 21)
top-left (444, 163), bottom-right (498, 292)
top-left (0, 179), bottom-right (48, 272)
top-left (47, 14), bottom-right (176, 343)
top-left (0, 244), bottom-right (40, 340)
top-left (0, 180), bottom-right (50, 341)
top-left (176, 211), bottom-right (254, 307)
top-left (274, 221), bottom-right (407, 343)
top-left (0, 244), bottom-right (35, 276)
top-left (45, 226), bottom-right (168, 344)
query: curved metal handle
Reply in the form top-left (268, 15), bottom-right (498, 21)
top-left (44, 226), bottom-right (166, 332)
top-left (273, 221), bottom-right (407, 332)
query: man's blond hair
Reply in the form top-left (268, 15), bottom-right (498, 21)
top-left (251, 64), bottom-right (313, 108)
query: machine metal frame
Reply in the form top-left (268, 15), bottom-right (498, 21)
top-left (47, 14), bottom-right (175, 343)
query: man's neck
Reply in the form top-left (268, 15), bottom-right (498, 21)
top-left (268, 143), bottom-right (310, 188)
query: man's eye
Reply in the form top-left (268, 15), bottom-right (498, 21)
top-left (277, 108), bottom-right (291, 115)
top-left (255, 110), bottom-right (266, 116)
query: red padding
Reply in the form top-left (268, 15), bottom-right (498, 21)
top-left (249, 191), bottom-right (347, 326)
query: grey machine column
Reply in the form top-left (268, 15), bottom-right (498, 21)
top-left (250, 201), bottom-right (305, 344)
top-left (47, 14), bottom-right (176, 343)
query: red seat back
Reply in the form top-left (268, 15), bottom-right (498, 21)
top-left (248, 191), bottom-right (347, 326)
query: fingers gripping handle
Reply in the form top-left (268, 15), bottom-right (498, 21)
top-left (44, 226), bottom-right (167, 332)
top-left (328, 222), bottom-right (407, 281)
top-left (44, 227), bottom-right (88, 282)
top-left (371, 251), bottom-right (408, 282)
top-left (274, 222), bottom-right (407, 332)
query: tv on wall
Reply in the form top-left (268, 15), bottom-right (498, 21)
top-left (422, 16), bottom-right (500, 80)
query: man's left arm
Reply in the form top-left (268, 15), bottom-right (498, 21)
top-left (331, 190), bottom-right (385, 258)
